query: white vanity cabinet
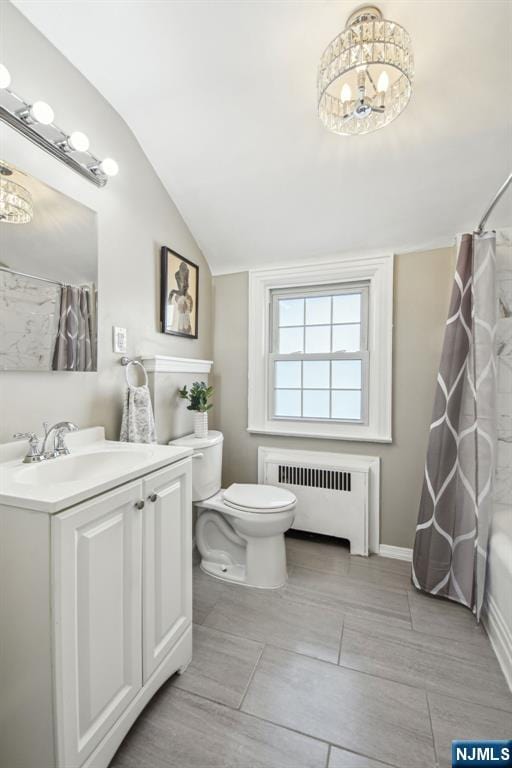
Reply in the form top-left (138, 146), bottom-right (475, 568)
top-left (0, 448), bottom-right (192, 768)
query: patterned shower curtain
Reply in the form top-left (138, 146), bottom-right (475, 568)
top-left (52, 285), bottom-right (95, 371)
top-left (412, 233), bottom-right (497, 619)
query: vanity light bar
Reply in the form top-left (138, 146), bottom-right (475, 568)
top-left (0, 63), bottom-right (118, 188)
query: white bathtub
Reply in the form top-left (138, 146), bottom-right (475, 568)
top-left (484, 504), bottom-right (512, 691)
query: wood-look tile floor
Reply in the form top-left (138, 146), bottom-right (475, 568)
top-left (110, 534), bottom-right (511, 768)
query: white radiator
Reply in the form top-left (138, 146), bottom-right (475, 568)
top-left (258, 446), bottom-right (380, 556)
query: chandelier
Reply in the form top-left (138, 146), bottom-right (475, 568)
top-left (318, 5), bottom-right (414, 135)
top-left (0, 165), bottom-right (33, 224)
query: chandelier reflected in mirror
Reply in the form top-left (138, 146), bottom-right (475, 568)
top-left (0, 164), bottom-right (33, 224)
top-left (318, 5), bottom-right (414, 135)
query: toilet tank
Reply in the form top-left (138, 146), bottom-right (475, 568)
top-left (169, 430), bottom-right (223, 502)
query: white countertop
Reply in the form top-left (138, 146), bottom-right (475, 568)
top-left (0, 427), bottom-right (192, 514)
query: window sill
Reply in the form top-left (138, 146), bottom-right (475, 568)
top-left (247, 425), bottom-right (392, 443)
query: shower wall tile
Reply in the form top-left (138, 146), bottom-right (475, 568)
top-left (0, 272), bottom-right (60, 371)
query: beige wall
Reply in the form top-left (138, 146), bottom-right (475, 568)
top-left (0, 4), bottom-right (213, 442)
top-left (212, 247), bottom-right (455, 549)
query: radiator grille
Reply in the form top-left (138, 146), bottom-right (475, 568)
top-left (278, 464), bottom-right (351, 492)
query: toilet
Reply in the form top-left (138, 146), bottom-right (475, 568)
top-left (170, 431), bottom-right (296, 588)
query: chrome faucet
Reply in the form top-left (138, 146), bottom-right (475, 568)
top-left (13, 421), bottom-right (79, 463)
top-left (42, 421), bottom-right (79, 458)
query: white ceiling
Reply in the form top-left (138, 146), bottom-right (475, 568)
top-left (13, 0), bottom-right (512, 274)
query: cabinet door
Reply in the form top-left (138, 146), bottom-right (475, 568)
top-left (52, 481), bottom-right (143, 768)
top-left (143, 458), bottom-right (192, 681)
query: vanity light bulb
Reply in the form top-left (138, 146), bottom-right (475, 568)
top-left (377, 71), bottom-right (390, 93)
top-left (340, 83), bottom-right (352, 103)
top-left (68, 131), bottom-right (90, 152)
top-left (100, 158), bottom-right (119, 177)
top-left (30, 100), bottom-right (54, 125)
top-left (0, 63), bottom-right (11, 89)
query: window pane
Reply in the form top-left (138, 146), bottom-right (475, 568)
top-left (303, 360), bottom-right (330, 389)
top-left (275, 361), bottom-right (301, 388)
top-left (332, 390), bottom-right (361, 420)
top-left (305, 325), bottom-right (330, 353)
top-left (332, 360), bottom-right (362, 389)
top-left (279, 326), bottom-right (304, 353)
top-left (333, 293), bottom-right (361, 323)
top-left (332, 323), bottom-right (360, 352)
top-left (279, 298), bottom-right (304, 327)
top-left (275, 389), bottom-right (301, 417)
top-left (305, 296), bottom-right (331, 325)
top-left (303, 390), bottom-right (330, 418)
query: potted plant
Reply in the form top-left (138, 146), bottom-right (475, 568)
top-left (178, 381), bottom-right (214, 439)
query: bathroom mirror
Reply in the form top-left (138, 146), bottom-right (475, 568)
top-left (0, 162), bottom-right (98, 371)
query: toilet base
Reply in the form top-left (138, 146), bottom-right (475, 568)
top-left (200, 559), bottom-right (287, 589)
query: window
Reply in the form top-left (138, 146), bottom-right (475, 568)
top-left (248, 253), bottom-right (393, 442)
top-left (270, 285), bottom-right (368, 423)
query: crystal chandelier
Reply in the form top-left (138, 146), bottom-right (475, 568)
top-left (0, 165), bottom-right (33, 224)
top-left (318, 5), bottom-right (414, 135)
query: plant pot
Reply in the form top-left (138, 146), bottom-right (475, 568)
top-left (194, 411), bottom-right (208, 439)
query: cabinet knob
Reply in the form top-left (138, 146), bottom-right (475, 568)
top-left (135, 499), bottom-right (145, 510)
top-left (148, 493), bottom-right (158, 503)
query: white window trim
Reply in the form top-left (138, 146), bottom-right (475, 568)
top-left (248, 253), bottom-right (394, 442)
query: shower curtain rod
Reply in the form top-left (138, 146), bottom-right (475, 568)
top-left (476, 171), bottom-right (512, 234)
top-left (0, 265), bottom-right (64, 287)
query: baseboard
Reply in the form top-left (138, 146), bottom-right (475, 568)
top-left (379, 544), bottom-right (413, 561)
top-left (482, 594), bottom-right (512, 693)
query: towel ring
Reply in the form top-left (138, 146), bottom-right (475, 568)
top-left (121, 357), bottom-right (148, 387)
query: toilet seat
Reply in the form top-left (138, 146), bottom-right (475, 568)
top-left (223, 483), bottom-right (296, 514)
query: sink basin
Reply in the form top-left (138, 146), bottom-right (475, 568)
top-left (14, 450), bottom-right (151, 486)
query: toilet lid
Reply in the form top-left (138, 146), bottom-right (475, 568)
top-left (223, 483), bottom-right (296, 513)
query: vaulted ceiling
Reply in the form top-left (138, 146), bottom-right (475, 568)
top-left (14, 0), bottom-right (512, 274)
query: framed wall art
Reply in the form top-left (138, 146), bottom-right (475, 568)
top-left (160, 246), bottom-right (198, 339)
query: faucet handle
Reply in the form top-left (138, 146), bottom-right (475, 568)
top-left (13, 431), bottom-right (39, 443)
top-left (13, 432), bottom-right (43, 462)
top-left (54, 428), bottom-right (70, 456)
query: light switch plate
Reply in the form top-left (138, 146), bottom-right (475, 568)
top-left (113, 326), bottom-right (127, 354)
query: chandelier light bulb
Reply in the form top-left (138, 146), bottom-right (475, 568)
top-left (30, 101), bottom-right (54, 125)
top-left (377, 71), bottom-right (390, 93)
top-left (100, 158), bottom-right (119, 177)
top-left (68, 131), bottom-right (90, 152)
top-left (0, 63), bottom-right (11, 90)
top-left (340, 84), bottom-right (352, 103)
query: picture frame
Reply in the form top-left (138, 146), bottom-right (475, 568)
top-left (160, 246), bottom-right (199, 339)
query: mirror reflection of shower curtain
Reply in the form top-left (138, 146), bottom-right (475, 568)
top-left (412, 232), bottom-right (497, 619)
top-left (52, 284), bottom-right (96, 371)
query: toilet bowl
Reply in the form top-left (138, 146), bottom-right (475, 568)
top-left (196, 484), bottom-right (296, 588)
top-left (169, 431), bottom-right (296, 588)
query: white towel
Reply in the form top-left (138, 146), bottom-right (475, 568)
top-left (120, 384), bottom-right (157, 443)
